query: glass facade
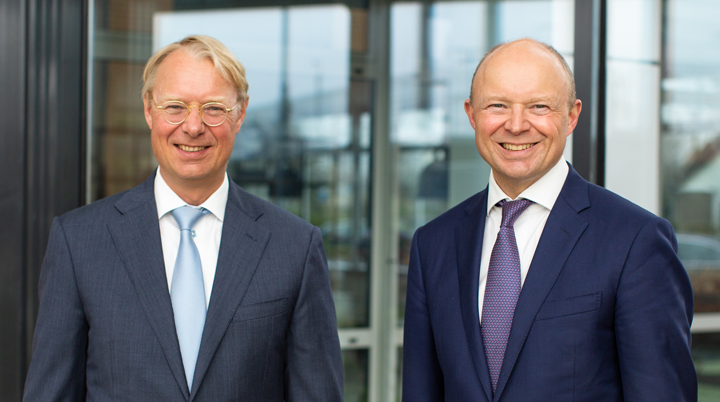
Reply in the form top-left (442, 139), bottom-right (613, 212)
top-left (660, 0), bottom-right (720, 399)
top-left (605, 0), bottom-right (720, 399)
top-left (84, 0), bottom-right (720, 399)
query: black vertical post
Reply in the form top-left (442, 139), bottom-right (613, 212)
top-left (573, 0), bottom-right (606, 185)
top-left (0, 0), bottom-right (86, 399)
top-left (0, 0), bottom-right (28, 399)
top-left (24, 0), bottom-right (86, 374)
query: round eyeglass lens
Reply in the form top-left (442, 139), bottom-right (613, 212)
top-left (201, 104), bottom-right (227, 126)
top-left (162, 102), bottom-right (189, 124)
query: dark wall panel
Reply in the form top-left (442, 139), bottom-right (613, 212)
top-left (0, 0), bottom-right (85, 399)
top-left (0, 0), bottom-right (28, 399)
top-left (573, 0), bottom-right (606, 185)
top-left (24, 0), bottom-right (86, 356)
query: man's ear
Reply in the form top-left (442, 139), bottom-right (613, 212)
top-left (566, 99), bottom-right (582, 136)
top-left (464, 99), bottom-right (477, 130)
top-left (233, 97), bottom-right (249, 134)
top-left (143, 93), bottom-right (153, 130)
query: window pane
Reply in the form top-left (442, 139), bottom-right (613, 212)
top-left (692, 333), bottom-right (720, 400)
top-left (661, 0), bottom-right (720, 315)
top-left (661, 1), bottom-right (720, 399)
top-left (343, 349), bottom-right (369, 402)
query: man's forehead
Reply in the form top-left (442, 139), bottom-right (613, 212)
top-left (480, 41), bottom-right (561, 77)
top-left (153, 52), bottom-right (236, 102)
top-left (473, 41), bottom-right (569, 102)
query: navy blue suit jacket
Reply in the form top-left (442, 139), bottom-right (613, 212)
top-left (402, 165), bottom-right (696, 401)
top-left (24, 174), bottom-right (343, 401)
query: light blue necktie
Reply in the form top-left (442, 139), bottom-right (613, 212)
top-left (170, 205), bottom-right (209, 391)
top-left (481, 199), bottom-right (532, 392)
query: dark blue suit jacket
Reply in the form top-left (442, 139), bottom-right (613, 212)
top-left (402, 165), bottom-right (696, 401)
top-left (24, 174), bottom-right (343, 401)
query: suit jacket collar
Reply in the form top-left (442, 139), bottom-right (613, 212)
top-left (109, 174), bottom-right (271, 400)
top-left (457, 164), bottom-right (590, 402)
top-left (494, 165), bottom-right (590, 401)
top-left (108, 174), bottom-right (191, 397)
top-left (457, 189), bottom-right (494, 402)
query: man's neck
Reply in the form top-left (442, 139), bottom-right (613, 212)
top-left (494, 178), bottom-right (535, 200)
top-left (159, 169), bottom-right (224, 206)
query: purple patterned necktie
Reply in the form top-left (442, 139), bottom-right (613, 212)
top-left (481, 198), bottom-right (533, 392)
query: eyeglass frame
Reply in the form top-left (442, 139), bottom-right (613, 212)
top-left (152, 98), bottom-right (237, 127)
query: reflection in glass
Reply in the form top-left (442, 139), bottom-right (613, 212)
top-left (691, 333), bottom-right (720, 401)
top-left (659, 1), bottom-right (720, 397)
top-left (661, 0), bottom-right (720, 314)
top-left (343, 349), bottom-right (369, 402)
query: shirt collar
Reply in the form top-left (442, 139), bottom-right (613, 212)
top-left (486, 158), bottom-right (569, 215)
top-left (154, 167), bottom-right (229, 222)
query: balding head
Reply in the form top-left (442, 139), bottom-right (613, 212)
top-left (469, 38), bottom-right (575, 108)
top-left (462, 37), bottom-right (582, 198)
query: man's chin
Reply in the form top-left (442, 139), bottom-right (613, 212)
top-left (163, 166), bottom-right (216, 184)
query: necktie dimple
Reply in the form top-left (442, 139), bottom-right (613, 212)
top-left (170, 205), bottom-right (209, 392)
top-left (481, 198), bottom-right (533, 392)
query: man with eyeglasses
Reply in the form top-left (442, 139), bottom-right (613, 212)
top-left (24, 35), bottom-right (343, 401)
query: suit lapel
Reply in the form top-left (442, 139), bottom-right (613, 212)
top-left (456, 190), bottom-right (494, 402)
top-left (493, 167), bottom-right (590, 401)
top-left (190, 181), bottom-right (270, 399)
top-left (107, 176), bottom-right (190, 399)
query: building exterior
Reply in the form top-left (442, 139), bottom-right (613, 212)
top-left (2, 0), bottom-right (719, 400)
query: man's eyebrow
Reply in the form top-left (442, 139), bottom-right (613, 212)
top-left (480, 95), bottom-right (560, 105)
top-left (478, 94), bottom-right (510, 103)
top-left (526, 96), bottom-right (557, 104)
top-left (156, 95), bottom-right (230, 104)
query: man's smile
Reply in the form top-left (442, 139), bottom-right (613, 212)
top-left (501, 143), bottom-right (537, 151)
top-left (177, 144), bottom-right (209, 152)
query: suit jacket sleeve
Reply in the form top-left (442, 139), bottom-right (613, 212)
top-left (402, 229), bottom-right (444, 401)
top-left (24, 217), bottom-right (88, 401)
top-left (614, 217), bottom-right (696, 401)
top-left (284, 226), bottom-right (343, 401)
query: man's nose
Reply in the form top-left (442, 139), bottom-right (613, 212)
top-left (504, 105), bottom-right (529, 134)
top-left (183, 106), bottom-right (205, 136)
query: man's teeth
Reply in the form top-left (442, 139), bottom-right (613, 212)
top-left (178, 145), bottom-right (206, 152)
top-left (502, 143), bottom-right (534, 151)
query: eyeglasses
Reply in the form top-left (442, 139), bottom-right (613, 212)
top-left (154, 99), bottom-right (236, 127)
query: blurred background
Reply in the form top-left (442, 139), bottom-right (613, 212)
top-left (2, 0), bottom-right (720, 400)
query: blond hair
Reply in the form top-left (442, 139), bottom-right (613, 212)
top-left (469, 38), bottom-right (576, 108)
top-left (142, 35), bottom-right (248, 108)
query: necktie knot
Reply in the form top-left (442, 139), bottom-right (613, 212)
top-left (171, 206), bottom-right (207, 231)
top-left (498, 199), bottom-right (533, 228)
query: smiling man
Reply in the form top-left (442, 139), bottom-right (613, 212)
top-left (402, 38), bottom-right (697, 401)
top-left (24, 35), bottom-right (343, 401)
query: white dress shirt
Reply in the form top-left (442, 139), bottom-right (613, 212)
top-left (155, 168), bottom-right (228, 308)
top-left (478, 158), bottom-right (569, 321)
